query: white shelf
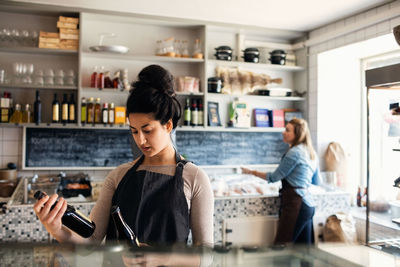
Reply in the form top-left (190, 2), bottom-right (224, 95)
top-left (0, 46), bottom-right (78, 55)
top-left (82, 52), bottom-right (205, 63)
top-left (207, 59), bottom-right (304, 72)
top-left (176, 126), bottom-right (284, 132)
top-left (80, 87), bottom-right (129, 94)
top-left (0, 123), bottom-right (129, 130)
top-left (0, 84), bottom-right (77, 90)
top-left (175, 92), bottom-right (204, 96)
top-left (207, 92), bottom-right (305, 101)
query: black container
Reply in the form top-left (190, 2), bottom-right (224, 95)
top-left (208, 77), bottom-right (223, 93)
top-left (34, 190), bottom-right (96, 238)
top-left (269, 49), bottom-right (286, 65)
top-left (214, 46), bottom-right (232, 61)
top-left (242, 47), bottom-right (259, 63)
top-left (57, 174), bottom-right (92, 198)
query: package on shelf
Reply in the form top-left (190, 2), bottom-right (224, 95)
top-left (59, 16), bottom-right (79, 24)
top-left (57, 21), bottom-right (78, 30)
top-left (38, 36), bottom-right (60, 44)
top-left (254, 108), bottom-right (272, 127)
top-left (39, 31), bottom-right (59, 38)
top-left (229, 100), bottom-right (251, 128)
top-left (59, 32), bottom-right (79, 40)
top-left (285, 53), bottom-right (297, 66)
top-left (38, 42), bottom-right (59, 49)
top-left (114, 106), bottom-right (126, 124)
top-left (176, 76), bottom-right (200, 93)
top-left (59, 39), bottom-right (79, 50)
top-left (272, 109), bottom-right (285, 127)
top-left (283, 108), bottom-right (303, 124)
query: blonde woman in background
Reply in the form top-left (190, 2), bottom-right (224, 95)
top-left (242, 118), bottom-right (321, 245)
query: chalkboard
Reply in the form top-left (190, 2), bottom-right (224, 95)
top-left (25, 127), bottom-right (134, 168)
top-left (175, 131), bottom-right (288, 165)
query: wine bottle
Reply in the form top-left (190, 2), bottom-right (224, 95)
top-left (111, 205), bottom-right (139, 246)
top-left (33, 90), bottom-right (41, 125)
top-left (52, 93), bottom-right (60, 123)
top-left (61, 93), bottom-right (68, 124)
top-left (183, 98), bottom-right (191, 126)
top-left (69, 94), bottom-right (76, 123)
top-left (34, 190), bottom-right (96, 238)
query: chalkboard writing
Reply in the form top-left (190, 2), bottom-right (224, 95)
top-left (175, 131), bottom-right (287, 165)
top-left (25, 127), bottom-right (134, 168)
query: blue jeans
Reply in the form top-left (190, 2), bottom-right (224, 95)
top-left (292, 202), bottom-right (315, 244)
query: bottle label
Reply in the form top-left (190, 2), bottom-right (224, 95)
top-left (81, 106), bottom-right (87, 123)
top-left (69, 105), bottom-right (75, 121)
top-left (88, 109), bottom-right (93, 123)
top-left (191, 110), bottom-right (198, 125)
top-left (53, 105), bottom-right (59, 121)
top-left (198, 111), bottom-right (203, 125)
top-left (109, 110), bottom-right (114, 124)
top-left (102, 110), bottom-right (108, 123)
top-left (62, 104), bottom-right (68, 121)
top-left (184, 109), bottom-right (191, 122)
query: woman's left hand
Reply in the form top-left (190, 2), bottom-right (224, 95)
top-left (241, 167), bottom-right (253, 175)
top-left (122, 252), bottom-right (170, 267)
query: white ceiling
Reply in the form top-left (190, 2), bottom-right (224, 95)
top-left (8, 0), bottom-right (393, 32)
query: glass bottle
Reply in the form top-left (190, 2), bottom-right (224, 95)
top-left (98, 66), bottom-right (105, 90)
top-left (111, 205), bottom-right (139, 246)
top-left (0, 92), bottom-right (11, 123)
top-left (9, 103), bottom-right (22, 124)
top-left (190, 98), bottom-right (198, 126)
top-left (33, 90), bottom-right (41, 125)
top-left (69, 94), bottom-right (76, 123)
top-left (174, 39), bottom-right (181, 57)
top-left (52, 93), bottom-right (60, 123)
top-left (94, 97), bottom-right (101, 124)
top-left (197, 99), bottom-right (203, 126)
top-left (61, 93), bottom-right (69, 124)
top-left (104, 71), bottom-right (113, 88)
top-left (102, 103), bottom-right (108, 124)
top-left (112, 71), bottom-right (120, 89)
top-left (183, 98), bottom-right (191, 126)
top-left (87, 97), bottom-right (94, 124)
top-left (90, 66), bottom-right (98, 88)
top-left (181, 40), bottom-right (189, 58)
top-left (22, 103), bottom-right (32, 123)
top-left (192, 39), bottom-right (203, 59)
top-left (34, 191), bottom-right (95, 238)
top-left (81, 97), bottom-right (87, 125)
top-left (108, 102), bottom-right (115, 125)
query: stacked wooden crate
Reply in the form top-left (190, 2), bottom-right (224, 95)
top-left (38, 16), bottom-right (79, 50)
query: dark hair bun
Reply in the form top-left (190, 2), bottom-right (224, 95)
top-left (136, 64), bottom-right (174, 96)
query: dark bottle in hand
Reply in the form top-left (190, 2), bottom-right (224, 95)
top-left (111, 205), bottom-right (139, 246)
top-left (34, 190), bottom-right (95, 238)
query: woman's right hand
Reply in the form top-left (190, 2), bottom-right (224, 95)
top-left (33, 194), bottom-right (68, 238)
top-left (241, 167), bottom-right (253, 175)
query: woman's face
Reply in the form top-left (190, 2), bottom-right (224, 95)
top-left (282, 123), bottom-right (296, 145)
top-left (128, 113), bottom-right (172, 157)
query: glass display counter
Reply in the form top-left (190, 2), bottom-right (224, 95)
top-left (0, 242), bottom-right (361, 267)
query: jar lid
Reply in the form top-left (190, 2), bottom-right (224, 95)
top-left (244, 47), bottom-right (259, 52)
top-left (215, 45), bottom-right (232, 51)
top-left (208, 77), bottom-right (222, 82)
top-left (270, 49), bottom-right (286, 55)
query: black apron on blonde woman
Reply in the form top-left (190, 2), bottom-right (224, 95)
top-left (106, 151), bottom-right (190, 245)
top-left (274, 179), bottom-right (315, 244)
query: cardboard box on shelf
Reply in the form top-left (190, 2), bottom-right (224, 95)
top-left (115, 106), bottom-right (126, 124)
top-left (272, 109), bottom-right (285, 127)
top-left (59, 28), bottom-right (79, 35)
top-left (254, 108), bottom-right (272, 127)
top-left (60, 39), bottom-right (79, 45)
top-left (39, 31), bottom-right (59, 38)
top-left (59, 16), bottom-right (79, 24)
top-left (60, 33), bottom-right (79, 40)
top-left (38, 42), bottom-right (60, 49)
top-left (39, 37), bottom-right (60, 44)
top-left (57, 21), bottom-right (78, 29)
top-left (283, 109), bottom-right (303, 124)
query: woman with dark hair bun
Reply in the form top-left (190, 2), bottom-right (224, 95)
top-left (33, 65), bottom-right (214, 265)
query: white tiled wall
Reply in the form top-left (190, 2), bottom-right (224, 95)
top-left (306, 0), bottom-right (400, 154)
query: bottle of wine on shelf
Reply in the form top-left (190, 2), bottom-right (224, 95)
top-left (52, 93), bottom-right (60, 123)
top-left (34, 190), bottom-right (96, 238)
top-left (183, 98), bottom-right (191, 126)
top-left (69, 93), bottom-right (76, 123)
top-left (111, 205), bottom-right (139, 247)
top-left (33, 90), bottom-right (41, 125)
top-left (61, 93), bottom-right (69, 124)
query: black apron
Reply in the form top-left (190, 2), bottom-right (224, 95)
top-left (274, 179), bottom-right (304, 244)
top-left (106, 151), bottom-right (190, 245)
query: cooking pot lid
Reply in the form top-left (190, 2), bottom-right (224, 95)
top-left (243, 47), bottom-right (259, 52)
top-left (270, 49), bottom-right (286, 55)
top-left (215, 45), bottom-right (232, 51)
top-left (208, 77), bottom-right (222, 82)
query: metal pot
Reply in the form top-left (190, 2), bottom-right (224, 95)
top-left (269, 49), bottom-right (286, 65)
top-left (214, 46), bottom-right (232, 61)
top-left (208, 77), bottom-right (223, 93)
top-left (242, 47), bottom-right (259, 63)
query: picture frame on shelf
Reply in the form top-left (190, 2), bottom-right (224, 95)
top-left (208, 101), bottom-right (221, 126)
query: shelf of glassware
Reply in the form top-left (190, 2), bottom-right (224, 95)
top-left (0, 84), bottom-right (77, 90)
top-left (176, 125), bottom-right (285, 132)
top-left (81, 52), bottom-right (205, 63)
top-left (0, 46), bottom-right (78, 55)
top-left (206, 92), bottom-right (305, 101)
top-left (207, 59), bottom-right (304, 72)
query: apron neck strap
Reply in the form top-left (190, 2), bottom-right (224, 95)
top-left (132, 150), bottom-right (185, 171)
